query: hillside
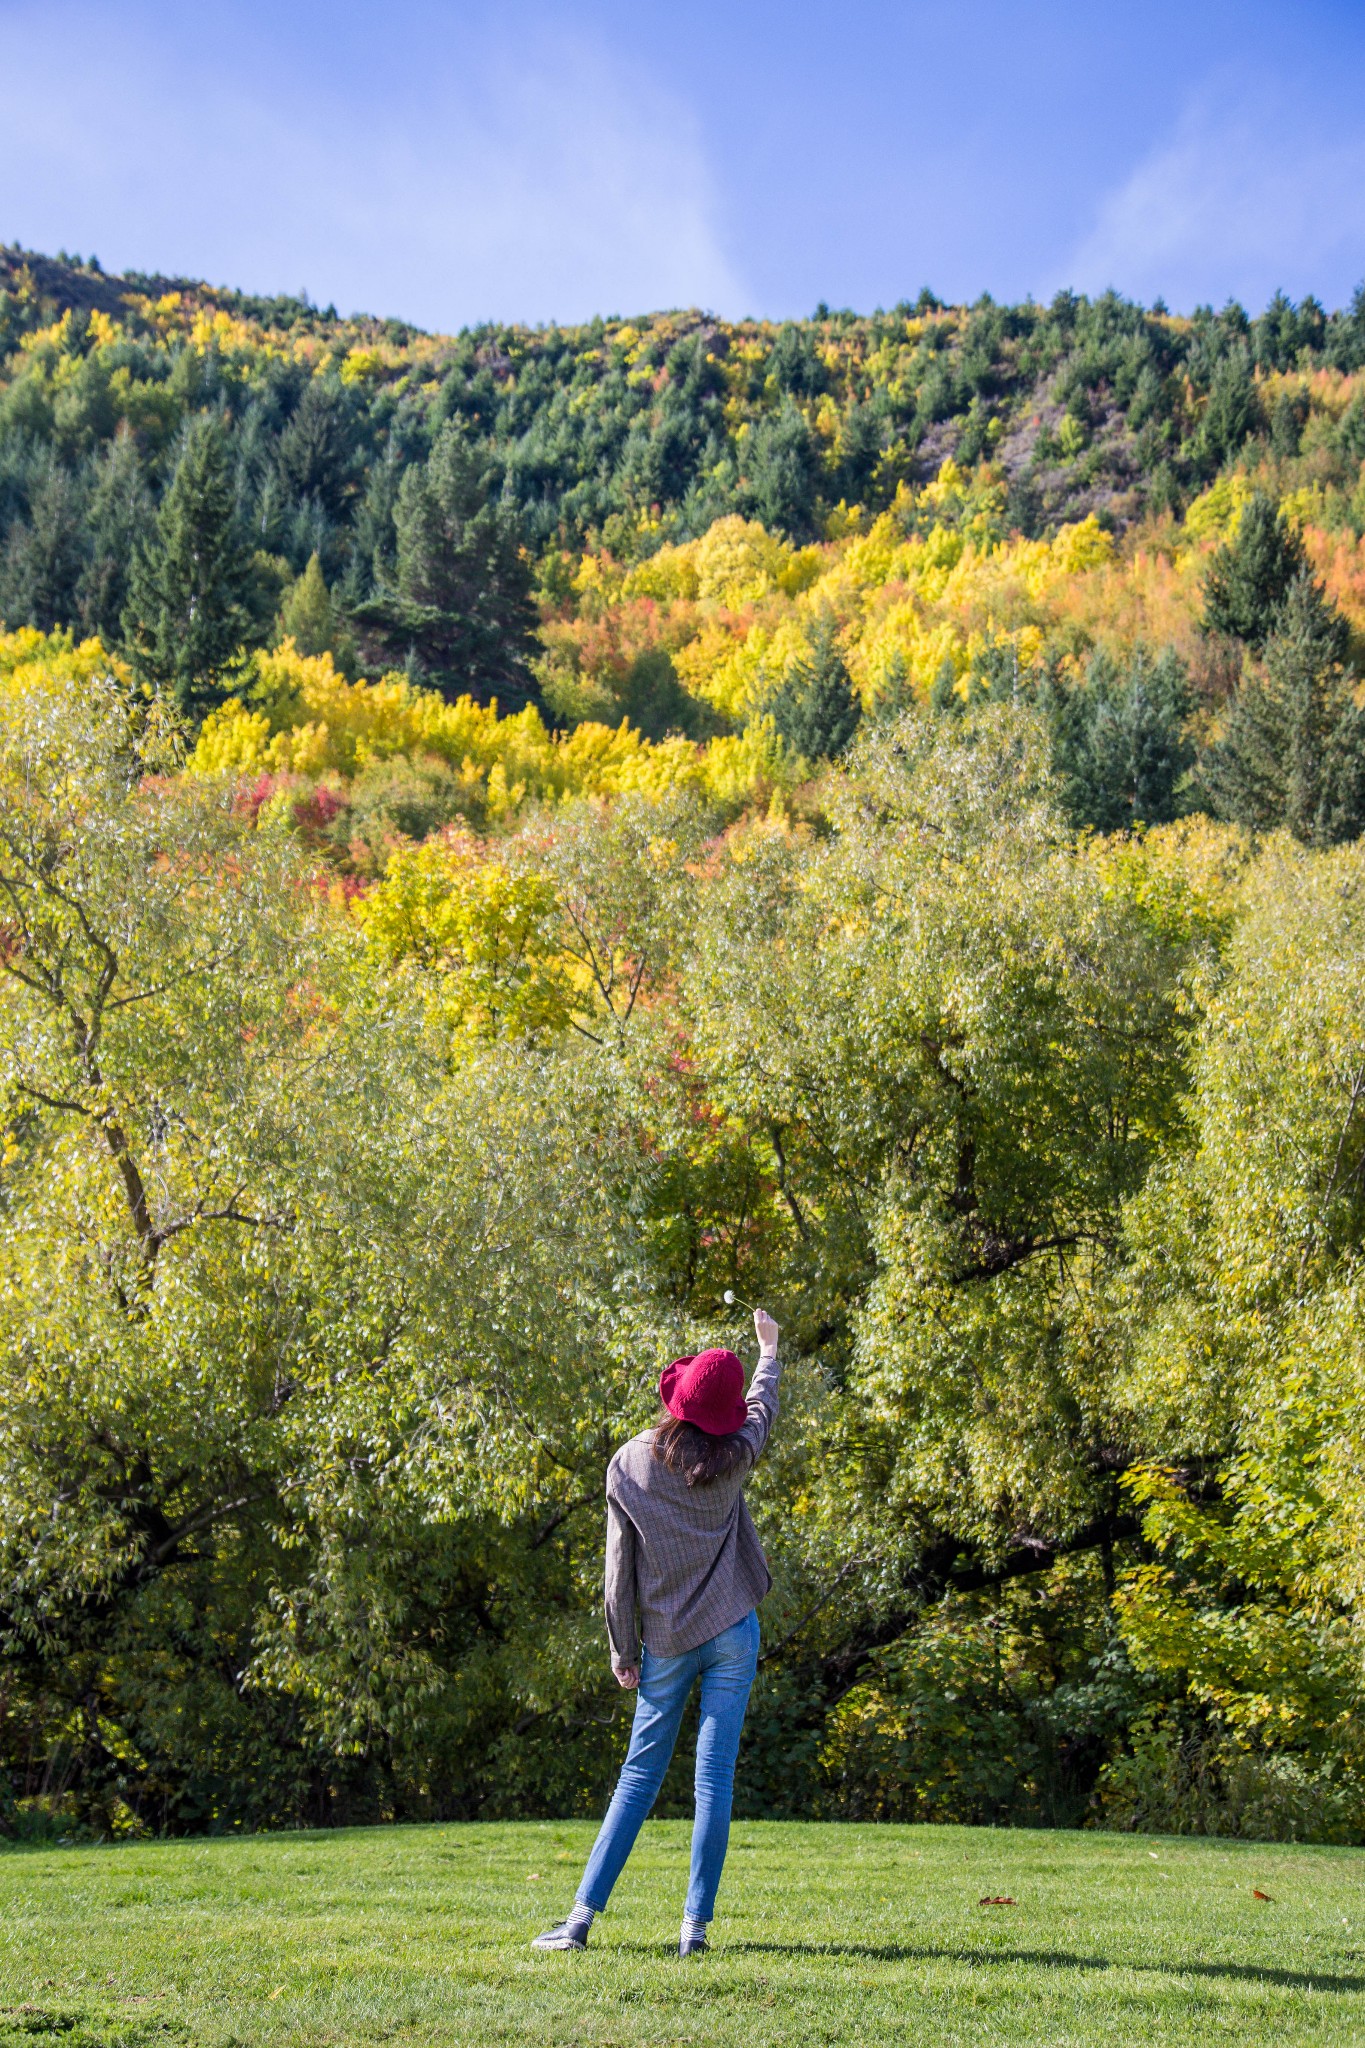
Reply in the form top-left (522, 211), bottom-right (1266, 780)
top-left (6, 246), bottom-right (1364, 549)
top-left (0, 249), bottom-right (1360, 622)
top-left (4, 244), bottom-right (1365, 853)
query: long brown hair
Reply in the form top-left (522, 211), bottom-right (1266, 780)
top-left (653, 1409), bottom-right (750, 1488)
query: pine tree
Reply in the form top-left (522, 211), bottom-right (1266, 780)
top-left (122, 415), bottom-right (257, 720)
top-left (1202, 492), bottom-right (1307, 650)
top-left (275, 377), bottom-right (355, 514)
top-left (0, 454), bottom-right (87, 632)
top-left (771, 612), bottom-right (861, 761)
top-left (768, 322), bottom-right (828, 398)
top-left (1043, 647), bottom-right (1193, 832)
top-left (1126, 648), bottom-right (1196, 825)
top-left (1192, 349), bottom-right (1261, 476)
top-left (77, 428), bottom-right (152, 642)
top-left (741, 398), bottom-right (820, 541)
top-left (1327, 281), bottom-right (1365, 372)
top-left (1204, 571), bottom-right (1363, 844)
top-left (355, 426), bottom-right (537, 708)
top-left (836, 400), bottom-right (884, 504)
top-left (276, 551), bottom-right (357, 673)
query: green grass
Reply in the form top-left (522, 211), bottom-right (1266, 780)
top-left (3, 1820), bottom-right (1365, 2045)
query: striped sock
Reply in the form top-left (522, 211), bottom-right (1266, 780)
top-left (680, 1914), bottom-right (709, 1946)
top-left (566, 1903), bottom-right (596, 1940)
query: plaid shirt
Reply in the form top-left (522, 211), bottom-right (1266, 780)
top-left (603, 1349), bottom-right (781, 1664)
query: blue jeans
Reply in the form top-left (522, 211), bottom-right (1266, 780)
top-left (576, 1610), bottom-right (760, 1922)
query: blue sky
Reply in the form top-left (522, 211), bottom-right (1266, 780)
top-left (2, 0), bottom-right (1364, 330)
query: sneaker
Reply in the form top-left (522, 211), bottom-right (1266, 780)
top-left (532, 1919), bottom-right (589, 1951)
top-left (679, 1932), bottom-right (709, 1957)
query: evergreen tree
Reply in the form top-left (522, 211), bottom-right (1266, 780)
top-left (0, 454), bottom-right (86, 631)
top-left (768, 322), bottom-right (827, 398)
top-left (741, 398), bottom-right (820, 541)
top-left (275, 377), bottom-right (356, 516)
top-left (276, 551), bottom-right (357, 674)
top-left (1326, 281), bottom-right (1365, 372)
top-left (355, 426), bottom-right (537, 709)
top-left (1125, 648), bottom-right (1196, 825)
top-left (122, 415), bottom-right (258, 719)
top-left (1191, 348), bottom-right (1260, 476)
top-left (617, 334), bottom-right (727, 507)
top-left (836, 400), bottom-right (884, 505)
top-left (1043, 647), bottom-right (1193, 832)
top-left (76, 427), bottom-right (152, 643)
top-left (1253, 290), bottom-right (1325, 372)
top-left (1203, 571), bottom-right (1364, 845)
top-left (341, 437), bottom-right (407, 608)
top-left (1202, 492), bottom-right (1307, 650)
top-left (1269, 389), bottom-right (1306, 458)
top-left (278, 551), bottom-right (331, 651)
top-left (771, 612), bottom-right (861, 761)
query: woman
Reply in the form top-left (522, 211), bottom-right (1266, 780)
top-left (533, 1306), bottom-right (781, 1957)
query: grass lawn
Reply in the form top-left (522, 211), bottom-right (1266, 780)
top-left (3, 1820), bottom-right (1365, 2046)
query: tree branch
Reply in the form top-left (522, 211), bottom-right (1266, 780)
top-left (805, 1511), bottom-right (1143, 1703)
top-left (759, 1558), bottom-right (865, 1663)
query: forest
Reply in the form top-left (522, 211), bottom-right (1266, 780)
top-left (4, 245), bottom-right (1365, 1844)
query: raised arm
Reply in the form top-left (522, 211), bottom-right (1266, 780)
top-left (738, 1307), bottom-right (782, 1467)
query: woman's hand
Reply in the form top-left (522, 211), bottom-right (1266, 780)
top-left (754, 1307), bottom-right (780, 1352)
top-left (614, 1664), bottom-right (639, 1689)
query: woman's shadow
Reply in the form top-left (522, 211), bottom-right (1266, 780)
top-left (726, 1939), bottom-right (1365, 1994)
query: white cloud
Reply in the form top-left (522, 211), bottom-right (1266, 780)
top-left (0, 6), bottom-right (749, 327)
top-left (1058, 73), bottom-right (1365, 311)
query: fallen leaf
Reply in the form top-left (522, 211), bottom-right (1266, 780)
top-left (526, 1872), bottom-right (541, 1881)
top-left (979, 1896), bottom-right (1017, 1906)
top-left (267, 1988), bottom-right (285, 2001)
top-left (1253, 1888), bottom-right (1274, 1902)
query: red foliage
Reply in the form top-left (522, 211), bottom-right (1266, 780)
top-left (234, 772), bottom-right (280, 823)
top-left (305, 868), bottom-right (367, 903)
top-left (291, 785), bottom-right (345, 835)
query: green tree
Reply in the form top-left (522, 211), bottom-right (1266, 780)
top-left (768, 322), bottom-right (828, 398)
top-left (1110, 837), bottom-right (1365, 1829)
top-left (0, 454), bottom-right (86, 632)
top-left (1044, 646), bottom-right (1194, 833)
top-left (122, 414), bottom-right (258, 719)
top-left (1253, 290), bottom-right (1326, 372)
top-left (740, 398), bottom-right (820, 540)
top-left (1190, 348), bottom-right (1261, 477)
top-left (835, 399), bottom-right (887, 506)
top-left (1202, 492), bottom-right (1307, 651)
top-left (770, 612), bottom-right (861, 762)
top-left (356, 426), bottom-right (538, 708)
top-left (688, 710), bottom-right (1196, 1550)
top-left (76, 427), bottom-right (153, 643)
top-left (1203, 571), bottom-right (1365, 844)
top-left (1327, 281), bottom-right (1365, 372)
top-left (275, 550), bottom-right (358, 674)
top-left (275, 376), bottom-right (355, 516)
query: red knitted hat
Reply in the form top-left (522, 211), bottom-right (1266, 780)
top-left (659, 1348), bottom-right (748, 1436)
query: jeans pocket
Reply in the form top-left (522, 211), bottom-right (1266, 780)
top-left (712, 1610), bottom-right (760, 1671)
